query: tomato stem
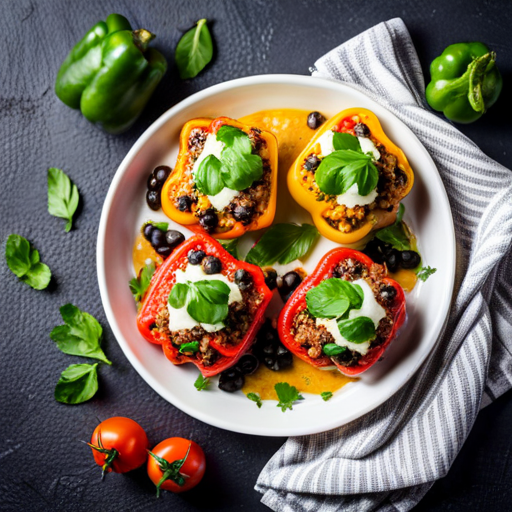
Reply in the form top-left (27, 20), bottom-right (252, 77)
top-left (87, 431), bottom-right (119, 480)
top-left (148, 443), bottom-right (191, 498)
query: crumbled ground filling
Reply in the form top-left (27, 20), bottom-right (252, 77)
top-left (169, 127), bottom-right (272, 235)
top-left (299, 122), bottom-right (409, 233)
top-left (290, 258), bottom-right (396, 367)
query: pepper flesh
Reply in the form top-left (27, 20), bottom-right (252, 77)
top-left (161, 117), bottom-right (278, 239)
top-left (287, 108), bottom-right (414, 246)
top-left (136, 234), bottom-right (273, 377)
top-left (278, 248), bottom-right (406, 376)
top-left (55, 13), bottom-right (167, 134)
top-left (426, 42), bottom-right (502, 124)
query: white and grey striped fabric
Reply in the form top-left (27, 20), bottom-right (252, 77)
top-left (256, 18), bottom-right (512, 512)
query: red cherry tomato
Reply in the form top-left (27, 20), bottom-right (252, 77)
top-left (147, 437), bottom-right (206, 496)
top-left (89, 417), bottom-right (149, 477)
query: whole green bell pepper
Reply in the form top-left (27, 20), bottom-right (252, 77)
top-left (426, 42), bottom-right (502, 124)
top-left (55, 14), bottom-right (167, 134)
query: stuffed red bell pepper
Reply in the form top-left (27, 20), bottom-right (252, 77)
top-left (137, 234), bottom-right (273, 377)
top-left (278, 248), bottom-right (406, 376)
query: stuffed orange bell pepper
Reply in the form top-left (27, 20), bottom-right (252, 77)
top-left (161, 117), bottom-right (278, 239)
top-left (287, 108), bottom-right (414, 245)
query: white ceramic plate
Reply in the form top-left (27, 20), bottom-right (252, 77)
top-left (97, 75), bottom-right (455, 437)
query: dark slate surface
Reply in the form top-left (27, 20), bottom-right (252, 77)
top-left (1, 1), bottom-right (511, 511)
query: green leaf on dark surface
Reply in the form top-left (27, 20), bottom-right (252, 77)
top-left (179, 341), bottom-right (200, 354)
top-left (50, 304), bottom-right (111, 364)
top-left (129, 260), bottom-right (156, 303)
top-left (247, 392), bottom-right (262, 408)
top-left (219, 238), bottom-right (240, 259)
top-left (375, 204), bottom-right (411, 251)
top-left (416, 266), bottom-right (437, 282)
top-left (245, 223), bottom-right (319, 267)
top-left (5, 234), bottom-right (51, 290)
top-left (194, 373), bottom-right (210, 391)
top-left (332, 132), bottom-right (361, 152)
top-left (48, 167), bottom-right (79, 232)
top-left (321, 391), bottom-right (333, 401)
top-left (306, 279), bottom-right (363, 319)
top-left (54, 363), bottom-right (99, 404)
top-left (337, 316), bottom-right (376, 344)
top-left (322, 343), bottom-right (347, 357)
top-left (175, 19), bottom-right (213, 79)
top-left (274, 382), bottom-right (304, 412)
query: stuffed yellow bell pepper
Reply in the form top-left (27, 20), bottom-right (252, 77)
top-left (287, 108), bottom-right (414, 245)
top-left (161, 117), bottom-right (278, 239)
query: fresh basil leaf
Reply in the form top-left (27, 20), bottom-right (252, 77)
top-left (321, 391), bottom-right (333, 401)
top-left (274, 382), bottom-right (304, 412)
top-left (175, 19), bottom-right (213, 79)
top-left (357, 161), bottom-right (379, 196)
top-left (221, 148), bottom-right (263, 191)
top-left (48, 167), bottom-right (79, 232)
top-left (195, 280), bottom-right (230, 304)
top-left (333, 132), bottom-right (361, 152)
top-left (179, 341), bottom-right (199, 354)
top-left (245, 223), bottom-right (319, 267)
top-left (396, 203), bottom-right (405, 223)
top-left (50, 304), bottom-right (111, 365)
top-left (5, 234), bottom-right (51, 290)
top-left (149, 221), bottom-right (169, 232)
top-left (337, 316), bottom-right (376, 344)
top-left (168, 282), bottom-right (189, 309)
top-left (375, 204), bottom-right (411, 251)
top-left (217, 125), bottom-right (252, 155)
top-left (195, 154), bottom-right (224, 196)
top-left (416, 266), bottom-right (437, 282)
top-left (188, 294), bottom-right (228, 325)
top-left (323, 343), bottom-right (347, 356)
top-left (306, 279), bottom-right (363, 319)
top-left (247, 392), bottom-right (262, 408)
top-left (220, 238), bottom-right (240, 259)
top-left (129, 260), bottom-right (156, 303)
top-left (54, 363), bottom-right (99, 404)
top-left (194, 373), bottom-right (210, 391)
top-left (182, 280), bottom-right (230, 325)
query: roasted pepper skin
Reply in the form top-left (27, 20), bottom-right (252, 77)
top-left (278, 248), bottom-right (406, 376)
top-left (161, 117), bottom-right (278, 239)
top-left (55, 14), bottom-right (167, 134)
top-left (426, 42), bottom-right (502, 124)
top-left (137, 234), bottom-right (273, 377)
top-left (287, 108), bottom-right (414, 246)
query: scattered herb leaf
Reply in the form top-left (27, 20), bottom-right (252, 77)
top-left (47, 167), bottom-right (79, 232)
top-left (245, 223), bottom-right (319, 267)
top-left (175, 18), bottom-right (213, 79)
top-left (194, 373), bottom-right (210, 391)
top-left (179, 341), bottom-right (200, 354)
top-left (274, 382), bottom-right (304, 412)
top-left (247, 392), bottom-right (262, 408)
top-left (129, 260), bottom-right (156, 303)
top-left (321, 391), bottom-right (333, 401)
top-left (322, 344), bottom-right (347, 356)
top-left (147, 221), bottom-right (169, 232)
top-left (337, 316), bottom-right (376, 344)
top-left (54, 363), bottom-right (99, 404)
top-left (220, 238), bottom-right (240, 259)
top-left (306, 278), bottom-right (363, 319)
top-left (416, 266), bottom-right (437, 282)
top-left (50, 304), bottom-right (111, 365)
top-left (332, 132), bottom-right (362, 152)
top-left (375, 204), bottom-right (411, 251)
top-left (5, 234), bottom-right (51, 290)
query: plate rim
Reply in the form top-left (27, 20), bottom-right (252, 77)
top-left (97, 73), bottom-right (456, 436)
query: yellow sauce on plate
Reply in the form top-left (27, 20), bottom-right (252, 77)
top-left (132, 233), bottom-right (162, 276)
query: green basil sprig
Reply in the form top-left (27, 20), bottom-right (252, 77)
top-left (48, 168), bottom-right (79, 232)
top-left (129, 260), bottom-right (156, 303)
top-left (321, 391), bottom-right (333, 401)
top-left (247, 392), bottom-right (263, 408)
top-left (315, 132), bottom-right (379, 196)
top-left (194, 373), bottom-right (210, 391)
top-left (169, 279), bottom-right (230, 325)
top-left (54, 363), bottom-right (99, 404)
top-left (306, 278), bottom-right (363, 319)
top-left (175, 19), bottom-right (213, 79)
top-left (375, 204), bottom-right (411, 250)
top-left (195, 125), bottom-right (263, 196)
top-left (245, 223), bottom-right (319, 267)
top-left (416, 266), bottom-right (437, 282)
top-left (274, 382), bottom-right (304, 412)
top-left (5, 234), bottom-right (51, 290)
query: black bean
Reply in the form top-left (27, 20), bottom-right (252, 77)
top-left (218, 368), bottom-right (245, 392)
top-left (380, 284), bottom-right (397, 302)
top-left (199, 209), bottom-right (218, 232)
top-left (146, 190), bottom-right (161, 211)
top-left (235, 354), bottom-right (259, 376)
top-left (177, 195), bottom-right (193, 212)
top-left (143, 223), bottom-right (154, 241)
top-left (354, 123), bottom-right (371, 137)
top-left (156, 245), bottom-right (172, 259)
top-left (188, 250), bottom-right (206, 265)
top-left (234, 269), bottom-right (253, 290)
top-left (150, 228), bottom-right (166, 249)
top-left (400, 250), bottom-right (421, 269)
top-left (147, 175), bottom-right (160, 191)
top-left (278, 271), bottom-right (303, 302)
top-left (154, 166), bottom-right (171, 186)
top-left (202, 256), bottom-right (222, 275)
top-left (263, 269), bottom-right (277, 290)
top-left (165, 230), bottom-right (185, 249)
top-left (394, 168), bottom-right (408, 188)
top-left (385, 249), bottom-right (400, 273)
top-left (304, 155), bottom-right (321, 172)
top-left (307, 111), bottom-right (326, 130)
top-left (232, 205), bottom-right (253, 224)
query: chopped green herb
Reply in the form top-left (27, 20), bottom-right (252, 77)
top-left (194, 373), bottom-right (210, 391)
top-left (5, 234), bottom-right (51, 290)
top-left (147, 221), bottom-right (169, 232)
top-left (274, 382), bottom-right (304, 412)
top-left (322, 344), bottom-right (347, 356)
top-left (129, 260), bottom-right (156, 303)
top-left (175, 19), bottom-right (213, 79)
top-left (47, 167), bottom-right (79, 232)
top-left (179, 341), bottom-right (200, 354)
top-left (54, 363), bottom-right (99, 404)
top-left (247, 392), bottom-right (262, 408)
top-left (416, 266), bottom-right (437, 282)
top-left (245, 223), bottom-right (319, 267)
top-left (321, 391), bottom-right (333, 401)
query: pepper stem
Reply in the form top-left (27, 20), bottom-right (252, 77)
top-left (133, 29), bottom-right (156, 53)
top-left (468, 52), bottom-right (495, 113)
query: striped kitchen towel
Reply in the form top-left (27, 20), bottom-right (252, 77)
top-left (256, 18), bottom-right (512, 512)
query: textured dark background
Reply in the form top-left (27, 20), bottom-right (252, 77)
top-left (1, 1), bottom-right (511, 511)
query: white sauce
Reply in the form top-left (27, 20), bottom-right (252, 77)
top-left (358, 137), bottom-right (381, 161)
top-left (191, 133), bottom-right (240, 211)
top-left (316, 130), bottom-right (335, 157)
top-left (167, 263), bottom-right (242, 333)
top-left (315, 279), bottom-right (386, 356)
top-left (336, 183), bottom-right (378, 208)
